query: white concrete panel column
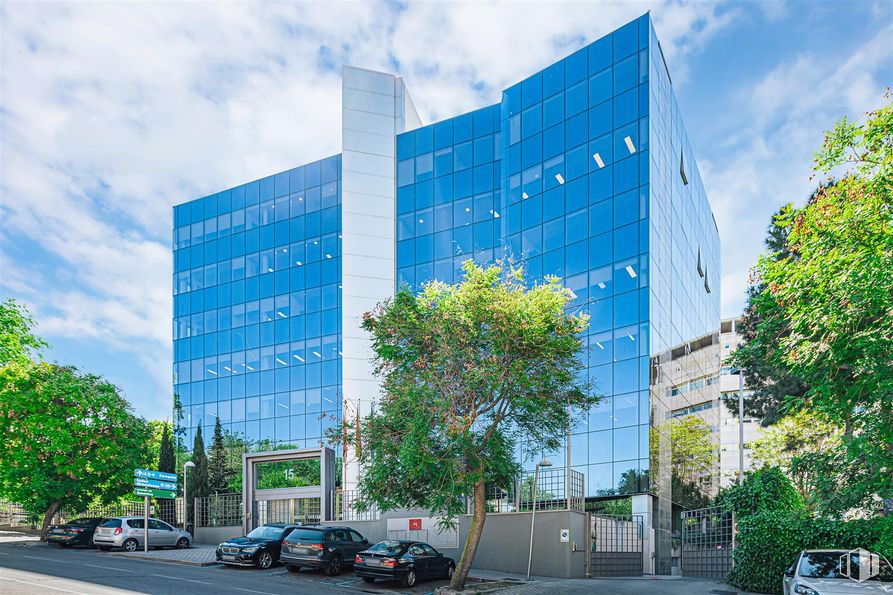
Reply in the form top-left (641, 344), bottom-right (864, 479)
top-left (632, 493), bottom-right (655, 574)
top-left (341, 66), bottom-right (421, 490)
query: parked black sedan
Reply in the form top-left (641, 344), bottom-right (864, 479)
top-left (354, 540), bottom-right (455, 587)
top-left (46, 517), bottom-right (104, 547)
top-left (216, 524), bottom-right (297, 569)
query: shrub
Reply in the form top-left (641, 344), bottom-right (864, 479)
top-left (717, 467), bottom-right (804, 517)
top-left (728, 511), bottom-right (893, 594)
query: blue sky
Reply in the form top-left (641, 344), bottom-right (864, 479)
top-left (1, 1), bottom-right (891, 420)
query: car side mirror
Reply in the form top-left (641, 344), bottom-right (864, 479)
top-left (783, 570), bottom-right (794, 578)
top-left (437, 552), bottom-right (443, 557)
top-left (362, 539), bottom-right (368, 544)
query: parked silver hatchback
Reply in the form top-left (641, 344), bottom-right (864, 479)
top-left (93, 517), bottom-right (191, 552)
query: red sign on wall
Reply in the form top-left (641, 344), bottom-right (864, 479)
top-left (409, 518), bottom-right (422, 530)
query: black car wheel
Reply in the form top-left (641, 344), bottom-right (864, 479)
top-left (446, 562), bottom-right (455, 579)
top-left (176, 537), bottom-right (189, 549)
top-left (256, 551), bottom-right (273, 569)
top-left (401, 568), bottom-right (417, 587)
top-left (361, 577), bottom-right (375, 583)
top-left (326, 554), bottom-right (343, 576)
top-left (122, 539), bottom-right (138, 553)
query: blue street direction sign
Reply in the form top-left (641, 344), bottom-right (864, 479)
top-left (134, 477), bottom-right (177, 491)
top-left (134, 487), bottom-right (176, 499)
top-left (134, 468), bottom-right (177, 483)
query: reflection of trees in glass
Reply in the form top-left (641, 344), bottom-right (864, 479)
top-left (617, 468), bottom-right (649, 494)
top-left (667, 417), bottom-right (717, 509)
top-left (255, 459), bottom-right (321, 490)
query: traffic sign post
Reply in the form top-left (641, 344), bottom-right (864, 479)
top-left (133, 469), bottom-right (178, 553)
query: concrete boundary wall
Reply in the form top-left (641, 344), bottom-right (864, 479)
top-left (194, 508), bottom-right (588, 579)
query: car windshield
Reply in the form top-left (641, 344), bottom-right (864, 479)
top-left (800, 552), bottom-right (893, 581)
top-left (246, 526), bottom-right (285, 540)
top-left (99, 519), bottom-right (121, 528)
top-left (368, 541), bottom-right (408, 555)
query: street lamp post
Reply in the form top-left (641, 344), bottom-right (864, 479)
top-left (183, 461), bottom-right (195, 532)
top-left (737, 370), bottom-right (745, 483)
top-left (526, 458), bottom-right (553, 581)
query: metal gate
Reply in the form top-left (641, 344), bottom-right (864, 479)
top-left (589, 514), bottom-right (644, 577)
top-left (681, 506), bottom-right (734, 578)
top-left (251, 497), bottom-right (320, 529)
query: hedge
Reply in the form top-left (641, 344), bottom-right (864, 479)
top-left (727, 510), bottom-right (893, 594)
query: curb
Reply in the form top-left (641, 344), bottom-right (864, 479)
top-left (110, 552), bottom-right (221, 567)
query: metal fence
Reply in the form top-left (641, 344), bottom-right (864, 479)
top-left (56, 501), bottom-right (146, 523)
top-left (195, 493), bottom-right (243, 527)
top-left (333, 489), bottom-right (379, 521)
top-left (681, 505), bottom-right (734, 578)
top-left (1, 499), bottom-right (183, 529)
top-left (477, 467), bottom-right (585, 514)
top-left (0, 501), bottom-right (32, 527)
top-left (251, 497), bottom-right (320, 529)
top-left (589, 514), bottom-right (644, 577)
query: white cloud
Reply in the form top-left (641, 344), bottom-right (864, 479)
top-left (0, 1), bottom-right (754, 416)
top-left (703, 22), bottom-right (893, 317)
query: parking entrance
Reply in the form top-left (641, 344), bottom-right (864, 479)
top-left (242, 447), bottom-right (335, 533)
top-left (588, 514), bottom-right (644, 577)
top-left (680, 505), bottom-right (734, 578)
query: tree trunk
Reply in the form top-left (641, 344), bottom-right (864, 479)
top-left (450, 478), bottom-right (487, 591)
top-left (40, 501), bottom-right (62, 541)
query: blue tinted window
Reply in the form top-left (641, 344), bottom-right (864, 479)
top-left (613, 20), bottom-right (639, 60)
top-left (614, 55), bottom-right (638, 94)
top-left (521, 72), bottom-right (542, 108)
top-left (543, 61), bottom-right (564, 97)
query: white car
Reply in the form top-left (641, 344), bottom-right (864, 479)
top-left (93, 517), bottom-right (191, 552)
top-left (783, 549), bottom-right (893, 595)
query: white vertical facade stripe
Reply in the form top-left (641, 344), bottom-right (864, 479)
top-left (341, 66), bottom-right (421, 489)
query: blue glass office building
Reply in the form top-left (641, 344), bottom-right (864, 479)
top-left (173, 14), bottom-right (720, 572)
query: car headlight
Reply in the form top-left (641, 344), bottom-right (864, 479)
top-left (793, 584), bottom-right (820, 595)
top-left (242, 546), bottom-right (259, 553)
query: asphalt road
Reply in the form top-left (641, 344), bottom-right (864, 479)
top-left (0, 541), bottom-right (451, 595)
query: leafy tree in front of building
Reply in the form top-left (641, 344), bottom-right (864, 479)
top-left (0, 299), bottom-right (153, 536)
top-left (739, 98), bottom-right (893, 516)
top-left (724, 203), bottom-right (810, 425)
top-left (0, 363), bottom-right (151, 536)
top-left (342, 260), bottom-right (597, 590)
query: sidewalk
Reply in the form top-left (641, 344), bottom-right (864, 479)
top-left (111, 543), bottom-right (218, 566)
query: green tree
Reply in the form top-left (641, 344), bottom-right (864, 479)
top-left (742, 99), bottom-right (893, 515)
top-left (208, 417), bottom-right (229, 493)
top-left (157, 422), bottom-right (177, 525)
top-left (187, 424), bottom-right (209, 524)
top-left (158, 423), bottom-right (175, 474)
top-left (347, 260), bottom-right (597, 590)
top-left (0, 299), bottom-right (47, 366)
top-left (725, 204), bottom-right (810, 425)
top-left (0, 363), bottom-right (151, 536)
top-left (749, 409), bottom-right (841, 508)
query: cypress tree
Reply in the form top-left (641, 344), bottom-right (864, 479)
top-left (187, 424), bottom-right (209, 525)
top-left (158, 423), bottom-right (175, 473)
top-left (208, 418), bottom-right (228, 493)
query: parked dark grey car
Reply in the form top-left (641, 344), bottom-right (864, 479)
top-left (280, 525), bottom-right (369, 576)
